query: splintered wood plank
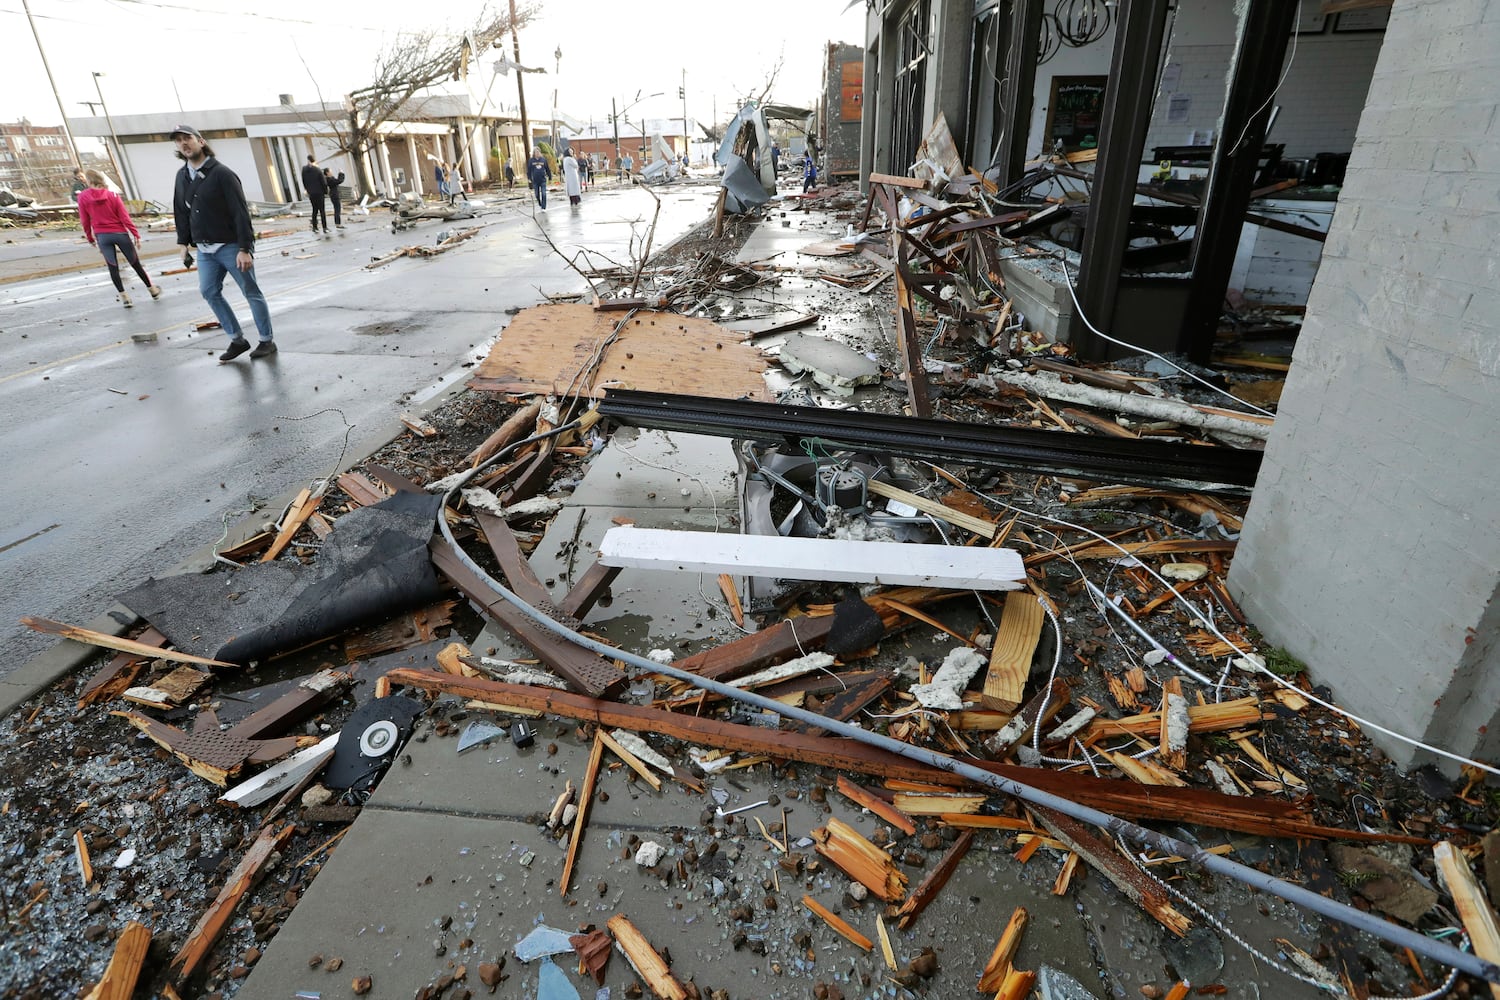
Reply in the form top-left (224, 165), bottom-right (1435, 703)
top-left (475, 511), bottom-right (554, 608)
top-left (894, 829), bottom-right (973, 929)
top-left (599, 730), bottom-right (662, 790)
top-left (469, 304), bottom-right (768, 401)
top-left (77, 627), bottom-right (165, 707)
top-left (261, 486), bottom-right (324, 562)
top-left (1434, 841), bottom-right (1500, 1000)
top-left (802, 895), bottom-right (874, 951)
top-left (466, 398), bottom-right (543, 467)
top-left (344, 600), bottom-right (457, 661)
top-left (169, 824), bottom-right (296, 985)
top-left (1159, 677), bottom-right (1188, 771)
top-left (22, 617), bottom-right (235, 669)
top-left (865, 479), bottom-right (997, 538)
top-left (335, 471), bottom-right (389, 507)
top-left (558, 561), bottom-right (623, 620)
top-left (560, 732), bottom-right (606, 897)
top-left (1034, 806), bottom-right (1191, 937)
top-left (978, 907), bottom-right (1028, 992)
top-left (983, 592), bottom-right (1046, 712)
top-left (812, 817), bottom-right (908, 902)
top-left (787, 673), bottom-right (893, 735)
top-left (598, 527), bottom-right (1025, 590)
top-left (835, 776), bottom-right (916, 835)
top-left (675, 615), bottom-right (836, 682)
top-left (81, 920), bottom-right (152, 1000)
top-left (606, 914), bottom-right (688, 1000)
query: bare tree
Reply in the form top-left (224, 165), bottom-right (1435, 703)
top-left (342, 4), bottom-right (536, 196)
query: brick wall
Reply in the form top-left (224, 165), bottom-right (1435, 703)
top-left (1229, 0), bottom-right (1500, 771)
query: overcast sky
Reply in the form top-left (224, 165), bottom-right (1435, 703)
top-left (3, 0), bottom-right (865, 141)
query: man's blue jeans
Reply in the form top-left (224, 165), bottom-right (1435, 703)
top-left (197, 243), bottom-right (273, 342)
top-left (532, 178), bottom-right (547, 209)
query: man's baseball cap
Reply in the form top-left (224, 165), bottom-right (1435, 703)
top-left (169, 125), bottom-right (203, 139)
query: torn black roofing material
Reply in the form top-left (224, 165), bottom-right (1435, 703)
top-left (119, 491), bottom-right (445, 664)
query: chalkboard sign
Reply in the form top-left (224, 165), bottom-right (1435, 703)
top-left (1044, 75), bottom-right (1107, 153)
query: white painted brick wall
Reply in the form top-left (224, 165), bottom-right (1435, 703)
top-left (1230, 0), bottom-right (1500, 771)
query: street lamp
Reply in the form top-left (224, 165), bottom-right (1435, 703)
top-left (92, 72), bottom-right (136, 200)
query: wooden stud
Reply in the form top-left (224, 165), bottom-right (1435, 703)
top-left (982, 592), bottom-right (1046, 712)
top-left (895, 829), bottom-right (974, 929)
top-left (1052, 851), bottom-right (1081, 896)
top-left (835, 776), bottom-right (917, 835)
top-left (802, 895), bottom-right (874, 951)
top-left (811, 817), bottom-right (908, 902)
top-left (978, 907), bottom-right (1028, 992)
top-left (996, 967), bottom-right (1037, 1000)
top-left (560, 733), bottom-right (606, 897)
top-left (261, 486), bottom-right (324, 563)
top-left (598, 730), bottom-right (663, 790)
top-left (1434, 841), bottom-right (1500, 1000)
top-left (606, 914), bottom-right (688, 1000)
top-left (81, 921), bottom-right (152, 1000)
top-left (22, 616), bottom-right (236, 669)
top-left (866, 479), bottom-right (998, 538)
top-left (169, 824), bottom-right (296, 986)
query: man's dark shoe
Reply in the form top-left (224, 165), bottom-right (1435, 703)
top-left (219, 338), bottom-right (251, 362)
top-left (249, 340), bottom-right (278, 359)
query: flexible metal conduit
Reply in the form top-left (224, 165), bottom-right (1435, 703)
top-left (437, 425), bottom-right (1497, 986)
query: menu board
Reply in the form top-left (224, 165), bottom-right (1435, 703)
top-left (1044, 75), bottom-right (1107, 152)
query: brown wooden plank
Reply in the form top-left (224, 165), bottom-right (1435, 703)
top-left (1060, 407), bottom-right (1140, 438)
top-left (466, 398), bottom-right (543, 467)
top-left (978, 907), bottom-right (1028, 992)
top-left (1033, 805), bottom-right (1190, 936)
top-left (226, 669), bottom-right (352, 741)
top-left (169, 824), bottom-right (296, 986)
top-left (379, 669), bottom-right (1419, 843)
top-left (675, 615), bottom-right (836, 683)
top-left (475, 511), bottom-right (554, 608)
top-left (561, 733), bottom-right (606, 897)
top-left (77, 627), bottom-right (165, 707)
top-left (1030, 357), bottom-right (1150, 394)
top-left (983, 592), bottom-right (1046, 712)
top-left (802, 895), bottom-right (874, 951)
top-left (788, 673), bottom-right (893, 735)
top-left (22, 617), bottom-right (236, 669)
top-left (335, 471), bottom-right (388, 507)
top-left (894, 829), bottom-right (974, 929)
top-left (893, 234), bottom-right (932, 418)
top-left (606, 914), bottom-right (688, 1000)
top-left (835, 776), bottom-right (917, 835)
top-left (984, 678), bottom-right (1072, 757)
top-left (558, 561), bottom-right (623, 620)
top-left (81, 920), bottom-right (152, 1000)
top-left (1435, 841), bottom-right (1500, 1000)
top-left (429, 537), bottom-right (626, 697)
top-left (868, 171), bottom-right (926, 189)
top-left (364, 464), bottom-right (425, 493)
top-left (261, 487), bottom-right (322, 563)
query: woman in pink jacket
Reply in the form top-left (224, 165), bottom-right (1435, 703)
top-left (77, 169), bottom-right (161, 308)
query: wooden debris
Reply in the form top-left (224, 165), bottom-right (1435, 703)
top-left (978, 907), bottom-right (1028, 992)
top-left (717, 573), bottom-right (745, 628)
top-left (168, 824), bottom-right (296, 987)
top-left (21, 616), bottom-right (235, 669)
top-left (466, 398), bottom-right (543, 467)
top-left (894, 830), bottom-right (973, 929)
top-left (675, 614), bottom-right (837, 683)
top-left (982, 591), bottom-right (1046, 712)
top-left (113, 708), bottom-right (306, 787)
top-left (865, 479), bottom-right (997, 539)
top-left (1085, 696), bottom-right (1269, 739)
top-left (599, 729), bottom-right (663, 790)
top-left (811, 817), bottom-right (908, 902)
top-left (570, 928), bottom-right (613, 985)
top-left (557, 560), bottom-right (623, 620)
top-left (121, 665), bottom-right (208, 710)
top-left (74, 830), bottom-right (93, 887)
top-left (984, 678), bottom-right (1072, 757)
top-left (399, 412), bottom-right (438, 437)
top-left (1158, 677), bottom-right (1188, 771)
top-left (892, 792), bottom-right (987, 816)
top-left (335, 470), bottom-right (390, 507)
top-left (835, 776), bottom-right (916, 835)
top-left (802, 895), bottom-right (873, 951)
top-left (77, 628), bottom-right (165, 707)
top-left (1034, 806), bottom-right (1190, 936)
top-left (1052, 851), bottom-right (1081, 895)
top-left (606, 914), bottom-right (688, 1000)
top-left (80, 920), bottom-right (151, 1000)
top-left (1434, 841), bottom-right (1500, 1000)
top-left (996, 967), bottom-right (1037, 1000)
top-left (560, 733), bottom-right (606, 896)
top-left (344, 601), bottom-right (455, 660)
top-left (261, 485), bottom-right (325, 563)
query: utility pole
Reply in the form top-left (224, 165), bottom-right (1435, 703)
top-left (20, 0), bottom-right (81, 167)
top-left (507, 0), bottom-right (530, 156)
top-left (679, 68), bottom-right (688, 162)
top-left (93, 72), bottom-right (137, 200)
top-left (612, 96), bottom-right (620, 165)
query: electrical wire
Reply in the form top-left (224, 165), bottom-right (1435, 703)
top-left (423, 478), bottom-right (1500, 984)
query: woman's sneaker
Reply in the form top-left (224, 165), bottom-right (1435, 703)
top-left (119, 291), bottom-right (133, 308)
top-left (148, 285), bottom-right (162, 300)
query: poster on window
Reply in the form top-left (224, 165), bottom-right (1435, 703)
top-left (1044, 75), bottom-right (1107, 153)
top-left (840, 62), bottom-right (864, 122)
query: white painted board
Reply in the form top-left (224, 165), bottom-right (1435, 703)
top-left (598, 527), bottom-right (1025, 590)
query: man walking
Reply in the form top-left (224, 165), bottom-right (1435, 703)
top-left (526, 146), bottom-right (550, 210)
top-left (301, 154), bottom-right (329, 233)
top-left (171, 124), bottom-right (276, 361)
top-left (322, 166), bottom-right (345, 229)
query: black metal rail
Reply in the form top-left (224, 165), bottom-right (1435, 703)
top-left (599, 389), bottom-right (1261, 494)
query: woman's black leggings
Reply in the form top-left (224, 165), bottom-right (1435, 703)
top-left (97, 232), bottom-right (152, 292)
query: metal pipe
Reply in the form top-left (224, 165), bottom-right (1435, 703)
top-left (429, 470), bottom-right (1499, 985)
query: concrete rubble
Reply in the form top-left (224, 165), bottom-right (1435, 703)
top-left (3, 156), bottom-right (1499, 1000)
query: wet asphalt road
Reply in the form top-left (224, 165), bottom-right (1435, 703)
top-left (0, 181), bottom-right (717, 675)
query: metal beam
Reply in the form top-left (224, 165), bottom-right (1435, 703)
top-left (999, 0), bottom-right (1046, 187)
top-left (597, 389), bottom-right (1262, 493)
top-left (1180, 0), bottom-right (1299, 364)
top-left (1070, 0), bottom-right (1171, 359)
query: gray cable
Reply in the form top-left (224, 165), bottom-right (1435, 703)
top-left (427, 482), bottom-right (1499, 985)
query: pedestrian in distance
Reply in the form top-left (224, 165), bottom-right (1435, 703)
top-left (562, 148), bottom-right (582, 208)
top-left (526, 146), bottom-right (551, 210)
top-left (322, 166), bottom-right (345, 229)
top-left (301, 154), bottom-right (329, 233)
top-left (448, 162), bottom-right (469, 205)
top-left (69, 167), bottom-right (88, 204)
top-left (771, 142), bottom-right (780, 176)
top-left (503, 157), bottom-right (516, 189)
top-left (802, 152), bottom-right (817, 193)
top-left (78, 169), bottom-right (161, 308)
top-left (170, 124), bottom-right (276, 362)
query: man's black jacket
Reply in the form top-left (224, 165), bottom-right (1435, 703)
top-left (301, 163), bottom-right (327, 199)
top-left (324, 171), bottom-right (346, 202)
top-left (173, 157), bottom-right (256, 252)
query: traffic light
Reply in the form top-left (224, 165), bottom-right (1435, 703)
top-left (677, 86), bottom-right (684, 99)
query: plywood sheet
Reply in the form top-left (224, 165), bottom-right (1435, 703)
top-left (469, 304), bottom-right (769, 400)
